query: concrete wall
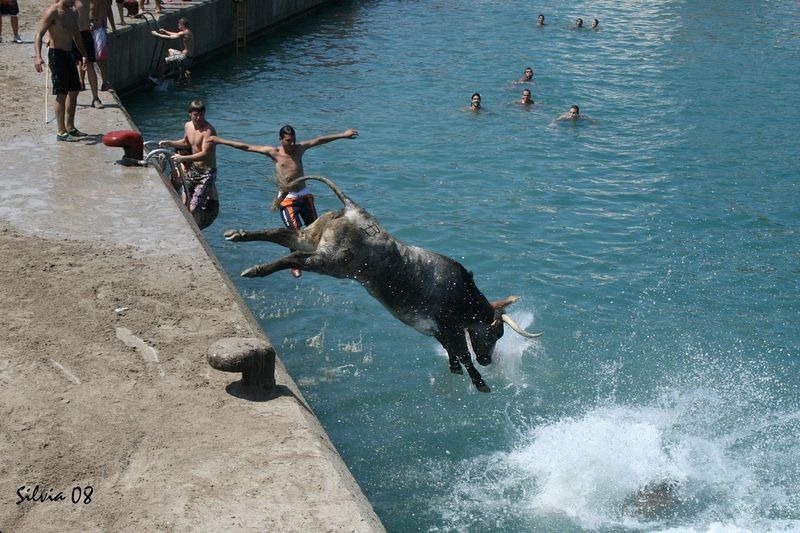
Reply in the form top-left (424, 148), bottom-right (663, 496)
top-left (110, 0), bottom-right (332, 93)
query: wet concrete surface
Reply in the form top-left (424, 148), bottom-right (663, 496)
top-left (0, 102), bottom-right (203, 256)
top-left (0, 74), bottom-right (384, 531)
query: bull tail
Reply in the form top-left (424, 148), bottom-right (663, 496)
top-left (285, 175), bottom-right (351, 207)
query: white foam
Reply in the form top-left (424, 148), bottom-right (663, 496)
top-left (491, 310), bottom-right (544, 389)
top-left (507, 404), bottom-right (684, 528)
top-left (431, 392), bottom-right (800, 531)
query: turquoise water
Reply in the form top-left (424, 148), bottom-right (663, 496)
top-left (125, 1), bottom-right (800, 530)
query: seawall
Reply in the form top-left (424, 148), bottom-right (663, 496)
top-left (112, 0), bottom-right (335, 93)
top-left (0, 0), bottom-right (385, 531)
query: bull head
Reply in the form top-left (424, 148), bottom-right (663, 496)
top-left (468, 296), bottom-right (542, 367)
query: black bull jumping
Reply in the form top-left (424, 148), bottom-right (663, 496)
top-left (224, 176), bottom-right (541, 392)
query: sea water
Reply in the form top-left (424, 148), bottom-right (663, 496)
top-left (124, 1), bottom-right (800, 530)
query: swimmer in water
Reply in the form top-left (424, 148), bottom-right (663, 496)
top-left (574, 18), bottom-right (584, 29)
top-left (518, 88), bottom-right (533, 106)
top-left (591, 18), bottom-right (599, 30)
top-left (557, 104), bottom-right (593, 123)
top-left (536, 14), bottom-right (545, 26)
top-left (469, 92), bottom-right (482, 111)
top-left (518, 66), bottom-right (534, 83)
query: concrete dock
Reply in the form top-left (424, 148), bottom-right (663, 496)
top-left (0, 0), bottom-right (384, 531)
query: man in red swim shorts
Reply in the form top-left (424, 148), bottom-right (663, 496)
top-left (209, 125), bottom-right (359, 278)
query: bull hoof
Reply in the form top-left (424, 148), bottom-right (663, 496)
top-left (449, 365), bottom-right (463, 374)
top-left (224, 229), bottom-right (246, 241)
top-left (476, 382), bottom-right (491, 393)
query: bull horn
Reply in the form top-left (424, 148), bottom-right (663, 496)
top-left (501, 314), bottom-right (543, 339)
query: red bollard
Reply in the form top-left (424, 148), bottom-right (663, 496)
top-left (103, 130), bottom-right (144, 164)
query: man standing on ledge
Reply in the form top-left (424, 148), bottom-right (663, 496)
top-left (210, 126), bottom-right (359, 277)
top-left (34, 0), bottom-right (89, 142)
top-left (74, 0), bottom-right (102, 108)
top-left (159, 100), bottom-right (219, 230)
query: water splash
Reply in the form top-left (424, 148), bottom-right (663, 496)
top-left (429, 379), bottom-right (800, 532)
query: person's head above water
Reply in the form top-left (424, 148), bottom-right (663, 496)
top-left (470, 93), bottom-right (482, 109)
top-left (521, 66), bottom-right (533, 81)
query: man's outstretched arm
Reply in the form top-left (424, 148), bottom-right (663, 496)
top-left (208, 135), bottom-right (276, 157)
top-left (301, 128), bottom-right (358, 149)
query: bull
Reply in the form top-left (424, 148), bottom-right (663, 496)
top-left (224, 176), bottom-right (541, 392)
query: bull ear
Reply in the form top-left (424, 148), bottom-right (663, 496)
top-left (501, 313), bottom-right (542, 339)
top-left (490, 295), bottom-right (521, 311)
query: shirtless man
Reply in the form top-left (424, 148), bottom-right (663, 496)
top-left (158, 100), bottom-right (219, 229)
top-left (150, 17), bottom-right (193, 81)
top-left (518, 66), bottom-right (534, 83)
top-left (73, 0), bottom-right (101, 108)
top-left (210, 126), bottom-right (358, 277)
top-left (34, 0), bottom-right (88, 142)
top-left (518, 88), bottom-right (533, 106)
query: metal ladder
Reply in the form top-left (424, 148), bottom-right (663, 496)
top-left (137, 12), bottom-right (166, 81)
top-left (234, 0), bottom-right (247, 53)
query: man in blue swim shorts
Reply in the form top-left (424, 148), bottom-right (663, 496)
top-left (34, 0), bottom-right (89, 142)
top-left (209, 125), bottom-right (359, 277)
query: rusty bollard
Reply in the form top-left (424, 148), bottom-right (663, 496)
top-left (207, 337), bottom-right (276, 389)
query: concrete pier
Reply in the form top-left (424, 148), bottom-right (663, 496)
top-left (109, 0), bottom-right (337, 93)
top-left (0, 0), bottom-right (385, 530)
